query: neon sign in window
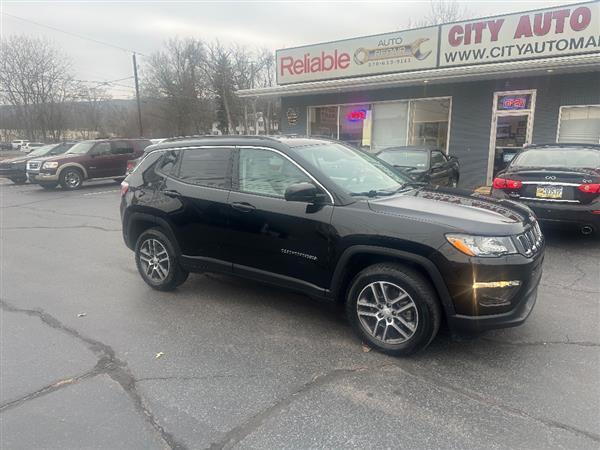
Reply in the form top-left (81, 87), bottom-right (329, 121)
top-left (347, 109), bottom-right (367, 121)
top-left (497, 95), bottom-right (531, 111)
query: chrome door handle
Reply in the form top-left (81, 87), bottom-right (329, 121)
top-left (163, 190), bottom-right (182, 199)
top-left (231, 202), bottom-right (255, 212)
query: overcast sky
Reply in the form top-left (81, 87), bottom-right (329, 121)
top-left (0, 0), bottom-right (582, 98)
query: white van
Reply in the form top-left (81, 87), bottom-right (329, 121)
top-left (12, 139), bottom-right (29, 150)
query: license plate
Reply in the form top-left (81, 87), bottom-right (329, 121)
top-left (536, 185), bottom-right (563, 199)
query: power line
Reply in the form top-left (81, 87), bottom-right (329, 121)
top-left (2, 72), bottom-right (135, 90)
top-left (1, 12), bottom-right (148, 57)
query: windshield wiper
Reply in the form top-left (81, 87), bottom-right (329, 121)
top-left (350, 186), bottom-right (408, 197)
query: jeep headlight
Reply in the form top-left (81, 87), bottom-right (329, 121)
top-left (42, 161), bottom-right (59, 169)
top-left (446, 234), bottom-right (517, 257)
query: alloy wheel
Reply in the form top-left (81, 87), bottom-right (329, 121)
top-left (139, 238), bottom-right (170, 282)
top-left (356, 281), bottom-right (419, 344)
top-left (64, 170), bottom-right (81, 188)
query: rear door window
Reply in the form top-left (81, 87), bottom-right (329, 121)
top-left (92, 142), bottom-right (111, 156)
top-left (112, 141), bottom-right (135, 155)
top-left (175, 147), bottom-right (233, 189)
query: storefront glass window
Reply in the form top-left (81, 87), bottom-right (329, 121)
top-left (558, 106), bottom-right (600, 144)
top-left (372, 102), bottom-right (409, 151)
top-left (339, 105), bottom-right (372, 150)
top-left (408, 98), bottom-right (450, 151)
top-left (308, 106), bottom-right (338, 139)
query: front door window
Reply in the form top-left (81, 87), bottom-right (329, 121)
top-left (238, 148), bottom-right (310, 198)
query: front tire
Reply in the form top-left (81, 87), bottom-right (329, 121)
top-left (60, 167), bottom-right (84, 190)
top-left (346, 263), bottom-right (441, 356)
top-left (135, 228), bottom-right (189, 291)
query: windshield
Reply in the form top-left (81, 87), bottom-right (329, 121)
top-left (511, 148), bottom-right (600, 169)
top-left (293, 142), bottom-right (408, 195)
top-left (28, 144), bottom-right (58, 157)
top-left (378, 150), bottom-right (429, 168)
top-left (66, 141), bottom-right (95, 155)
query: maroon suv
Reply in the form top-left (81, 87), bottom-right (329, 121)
top-left (28, 139), bottom-right (151, 190)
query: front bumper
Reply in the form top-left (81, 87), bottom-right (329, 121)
top-left (0, 167), bottom-right (26, 178)
top-left (27, 171), bottom-right (59, 183)
top-left (446, 265), bottom-right (541, 334)
top-left (432, 239), bottom-right (544, 334)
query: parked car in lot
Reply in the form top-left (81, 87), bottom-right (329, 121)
top-left (12, 139), bottom-right (29, 150)
top-left (28, 138), bottom-right (152, 190)
top-left (376, 146), bottom-right (460, 187)
top-left (121, 136), bottom-right (544, 356)
top-left (492, 143), bottom-right (600, 236)
top-left (20, 142), bottom-right (46, 153)
top-left (0, 142), bottom-right (75, 184)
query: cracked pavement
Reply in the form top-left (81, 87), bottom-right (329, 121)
top-left (1, 180), bottom-right (599, 449)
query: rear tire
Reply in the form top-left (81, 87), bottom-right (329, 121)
top-left (60, 167), bottom-right (84, 190)
top-left (9, 177), bottom-right (27, 185)
top-left (449, 176), bottom-right (458, 188)
top-left (346, 263), bottom-right (441, 356)
top-left (135, 228), bottom-right (189, 291)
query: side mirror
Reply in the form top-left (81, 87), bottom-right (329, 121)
top-left (284, 182), bottom-right (323, 203)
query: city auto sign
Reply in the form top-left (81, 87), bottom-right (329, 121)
top-left (276, 26), bottom-right (438, 84)
top-left (440, 1), bottom-right (600, 67)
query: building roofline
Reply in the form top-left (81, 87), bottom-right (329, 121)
top-left (237, 53), bottom-right (600, 98)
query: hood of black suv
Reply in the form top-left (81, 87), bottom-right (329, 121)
top-left (0, 154), bottom-right (32, 166)
top-left (368, 186), bottom-right (534, 235)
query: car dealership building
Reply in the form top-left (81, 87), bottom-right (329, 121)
top-left (238, 1), bottom-right (600, 188)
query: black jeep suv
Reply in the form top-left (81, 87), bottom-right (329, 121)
top-left (121, 136), bottom-right (544, 356)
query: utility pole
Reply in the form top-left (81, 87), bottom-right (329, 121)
top-left (132, 53), bottom-right (143, 137)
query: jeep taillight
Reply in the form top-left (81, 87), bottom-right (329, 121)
top-left (493, 178), bottom-right (523, 190)
top-left (120, 181), bottom-right (129, 197)
top-left (578, 183), bottom-right (600, 194)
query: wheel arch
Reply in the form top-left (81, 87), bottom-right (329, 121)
top-left (57, 163), bottom-right (88, 179)
top-left (125, 212), bottom-right (182, 255)
top-left (330, 245), bottom-right (455, 316)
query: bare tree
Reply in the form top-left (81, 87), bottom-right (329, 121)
top-left (142, 37), bottom-right (210, 136)
top-left (0, 35), bottom-right (80, 141)
top-left (142, 39), bottom-right (279, 136)
top-left (409, 0), bottom-right (468, 27)
top-left (78, 86), bottom-right (112, 138)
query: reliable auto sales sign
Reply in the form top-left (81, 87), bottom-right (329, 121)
top-left (276, 26), bottom-right (439, 84)
top-left (276, 1), bottom-right (599, 85)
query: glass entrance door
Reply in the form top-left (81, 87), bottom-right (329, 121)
top-left (493, 114), bottom-right (529, 176)
top-left (487, 90), bottom-right (536, 184)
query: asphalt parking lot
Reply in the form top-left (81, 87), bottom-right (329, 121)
top-left (1, 179), bottom-right (599, 450)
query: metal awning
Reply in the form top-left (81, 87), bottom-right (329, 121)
top-left (237, 53), bottom-right (600, 98)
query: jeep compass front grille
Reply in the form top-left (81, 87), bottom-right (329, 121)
top-left (515, 221), bottom-right (543, 256)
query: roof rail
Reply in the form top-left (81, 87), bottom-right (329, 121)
top-left (161, 134), bottom-right (282, 143)
top-left (527, 142), bottom-right (600, 149)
